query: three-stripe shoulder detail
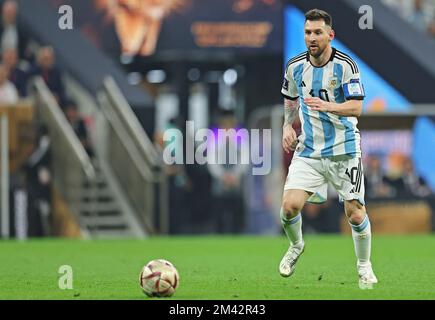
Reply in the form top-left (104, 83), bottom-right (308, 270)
top-left (335, 51), bottom-right (359, 74)
top-left (285, 52), bottom-right (307, 73)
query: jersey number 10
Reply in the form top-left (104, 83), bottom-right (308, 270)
top-left (309, 89), bottom-right (330, 102)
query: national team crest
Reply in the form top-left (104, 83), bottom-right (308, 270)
top-left (328, 77), bottom-right (339, 89)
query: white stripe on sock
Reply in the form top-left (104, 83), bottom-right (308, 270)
top-left (281, 208), bottom-right (303, 245)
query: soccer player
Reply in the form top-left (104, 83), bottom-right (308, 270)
top-left (279, 8), bottom-right (377, 289)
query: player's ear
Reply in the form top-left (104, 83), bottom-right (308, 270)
top-left (329, 29), bottom-right (335, 42)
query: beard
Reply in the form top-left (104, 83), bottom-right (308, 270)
top-left (308, 45), bottom-right (325, 58)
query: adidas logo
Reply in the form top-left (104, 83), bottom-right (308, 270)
top-left (300, 81), bottom-right (306, 87)
top-left (357, 233), bottom-right (369, 240)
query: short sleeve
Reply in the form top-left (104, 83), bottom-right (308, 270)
top-left (281, 65), bottom-right (299, 100)
top-left (342, 61), bottom-right (365, 101)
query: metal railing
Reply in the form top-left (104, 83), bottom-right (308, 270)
top-left (0, 113), bottom-right (9, 238)
top-left (33, 77), bottom-right (97, 237)
top-left (247, 105), bottom-right (284, 229)
top-left (98, 77), bottom-right (168, 234)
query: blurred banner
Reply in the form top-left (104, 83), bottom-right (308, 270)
top-left (50, 0), bottom-right (282, 57)
top-left (361, 129), bottom-right (414, 196)
top-left (413, 117), bottom-right (435, 191)
top-left (361, 130), bottom-right (412, 173)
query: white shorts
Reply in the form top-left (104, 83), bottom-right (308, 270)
top-left (284, 155), bottom-right (365, 205)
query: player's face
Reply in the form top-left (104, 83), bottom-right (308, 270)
top-left (304, 20), bottom-right (334, 58)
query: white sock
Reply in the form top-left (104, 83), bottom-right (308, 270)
top-left (280, 208), bottom-right (303, 246)
top-left (349, 215), bottom-right (372, 265)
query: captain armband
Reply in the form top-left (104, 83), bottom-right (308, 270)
top-left (343, 79), bottom-right (365, 100)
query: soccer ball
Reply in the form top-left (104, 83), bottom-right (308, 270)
top-left (139, 259), bottom-right (179, 297)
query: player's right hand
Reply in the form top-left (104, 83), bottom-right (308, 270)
top-left (282, 125), bottom-right (298, 154)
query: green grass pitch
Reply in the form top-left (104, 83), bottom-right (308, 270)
top-left (1, 235), bottom-right (434, 300)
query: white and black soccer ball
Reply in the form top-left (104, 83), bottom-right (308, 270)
top-left (139, 259), bottom-right (179, 297)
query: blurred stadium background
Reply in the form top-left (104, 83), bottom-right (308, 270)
top-left (0, 0), bottom-right (435, 241)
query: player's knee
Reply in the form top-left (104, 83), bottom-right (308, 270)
top-left (347, 209), bottom-right (366, 225)
top-left (345, 200), bottom-right (366, 224)
top-left (282, 199), bottom-right (303, 218)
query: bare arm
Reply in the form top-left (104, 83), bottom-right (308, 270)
top-left (304, 97), bottom-right (363, 117)
top-left (328, 100), bottom-right (363, 117)
top-left (282, 98), bottom-right (300, 153)
top-left (283, 98), bottom-right (300, 128)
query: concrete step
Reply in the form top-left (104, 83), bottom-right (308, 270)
top-left (87, 229), bottom-right (137, 239)
top-left (82, 215), bottom-right (127, 227)
top-left (79, 202), bottom-right (119, 213)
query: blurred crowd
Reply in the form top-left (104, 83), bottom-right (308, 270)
top-left (364, 154), bottom-right (432, 199)
top-left (382, 0), bottom-right (435, 38)
top-left (154, 109), bottom-right (248, 234)
top-left (1, 0), bottom-right (93, 236)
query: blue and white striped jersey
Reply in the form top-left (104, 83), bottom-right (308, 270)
top-left (281, 48), bottom-right (364, 159)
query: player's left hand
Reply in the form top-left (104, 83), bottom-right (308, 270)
top-left (304, 97), bottom-right (331, 112)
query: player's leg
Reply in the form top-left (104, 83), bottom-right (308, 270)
top-left (345, 200), bottom-right (370, 265)
top-left (328, 157), bottom-right (377, 288)
top-left (279, 156), bottom-right (325, 277)
top-left (279, 189), bottom-right (310, 277)
top-left (344, 200), bottom-right (377, 289)
top-left (281, 189), bottom-right (311, 246)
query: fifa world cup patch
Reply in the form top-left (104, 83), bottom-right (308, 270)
top-left (282, 78), bottom-right (289, 91)
top-left (348, 83), bottom-right (362, 94)
top-left (343, 79), bottom-right (365, 99)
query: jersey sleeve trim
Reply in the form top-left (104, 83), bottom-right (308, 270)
top-left (285, 51), bottom-right (308, 73)
top-left (282, 93), bottom-right (299, 100)
top-left (335, 50), bottom-right (359, 74)
top-left (345, 96), bottom-right (364, 101)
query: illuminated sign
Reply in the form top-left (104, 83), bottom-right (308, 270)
top-left (191, 22), bottom-right (273, 48)
top-left (51, 0), bottom-right (282, 57)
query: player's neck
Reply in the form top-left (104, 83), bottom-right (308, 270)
top-left (309, 46), bottom-right (333, 67)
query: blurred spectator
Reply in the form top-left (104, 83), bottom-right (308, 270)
top-left (0, 0), bottom-right (29, 59)
top-left (0, 63), bottom-right (18, 104)
top-left (382, 0), bottom-right (435, 37)
top-left (385, 152), bottom-right (407, 179)
top-left (364, 154), bottom-right (396, 198)
top-left (301, 200), bottom-right (342, 234)
top-left (159, 115), bottom-right (192, 234)
top-left (382, 0), bottom-right (409, 19)
top-left (24, 125), bottom-right (52, 236)
top-left (427, 15), bottom-right (435, 37)
top-left (2, 47), bottom-right (27, 97)
top-left (208, 109), bottom-right (249, 234)
top-left (246, 168), bottom-right (276, 234)
top-left (408, 0), bottom-right (428, 32)
top-left (64, 101), bottom-right (94, 158)
top-left (29, 46), bottom-right (66, 104)
top-left (185, 162), bottom-right (212, 234)
top-left (392, 157), bottom-right (432, 197)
